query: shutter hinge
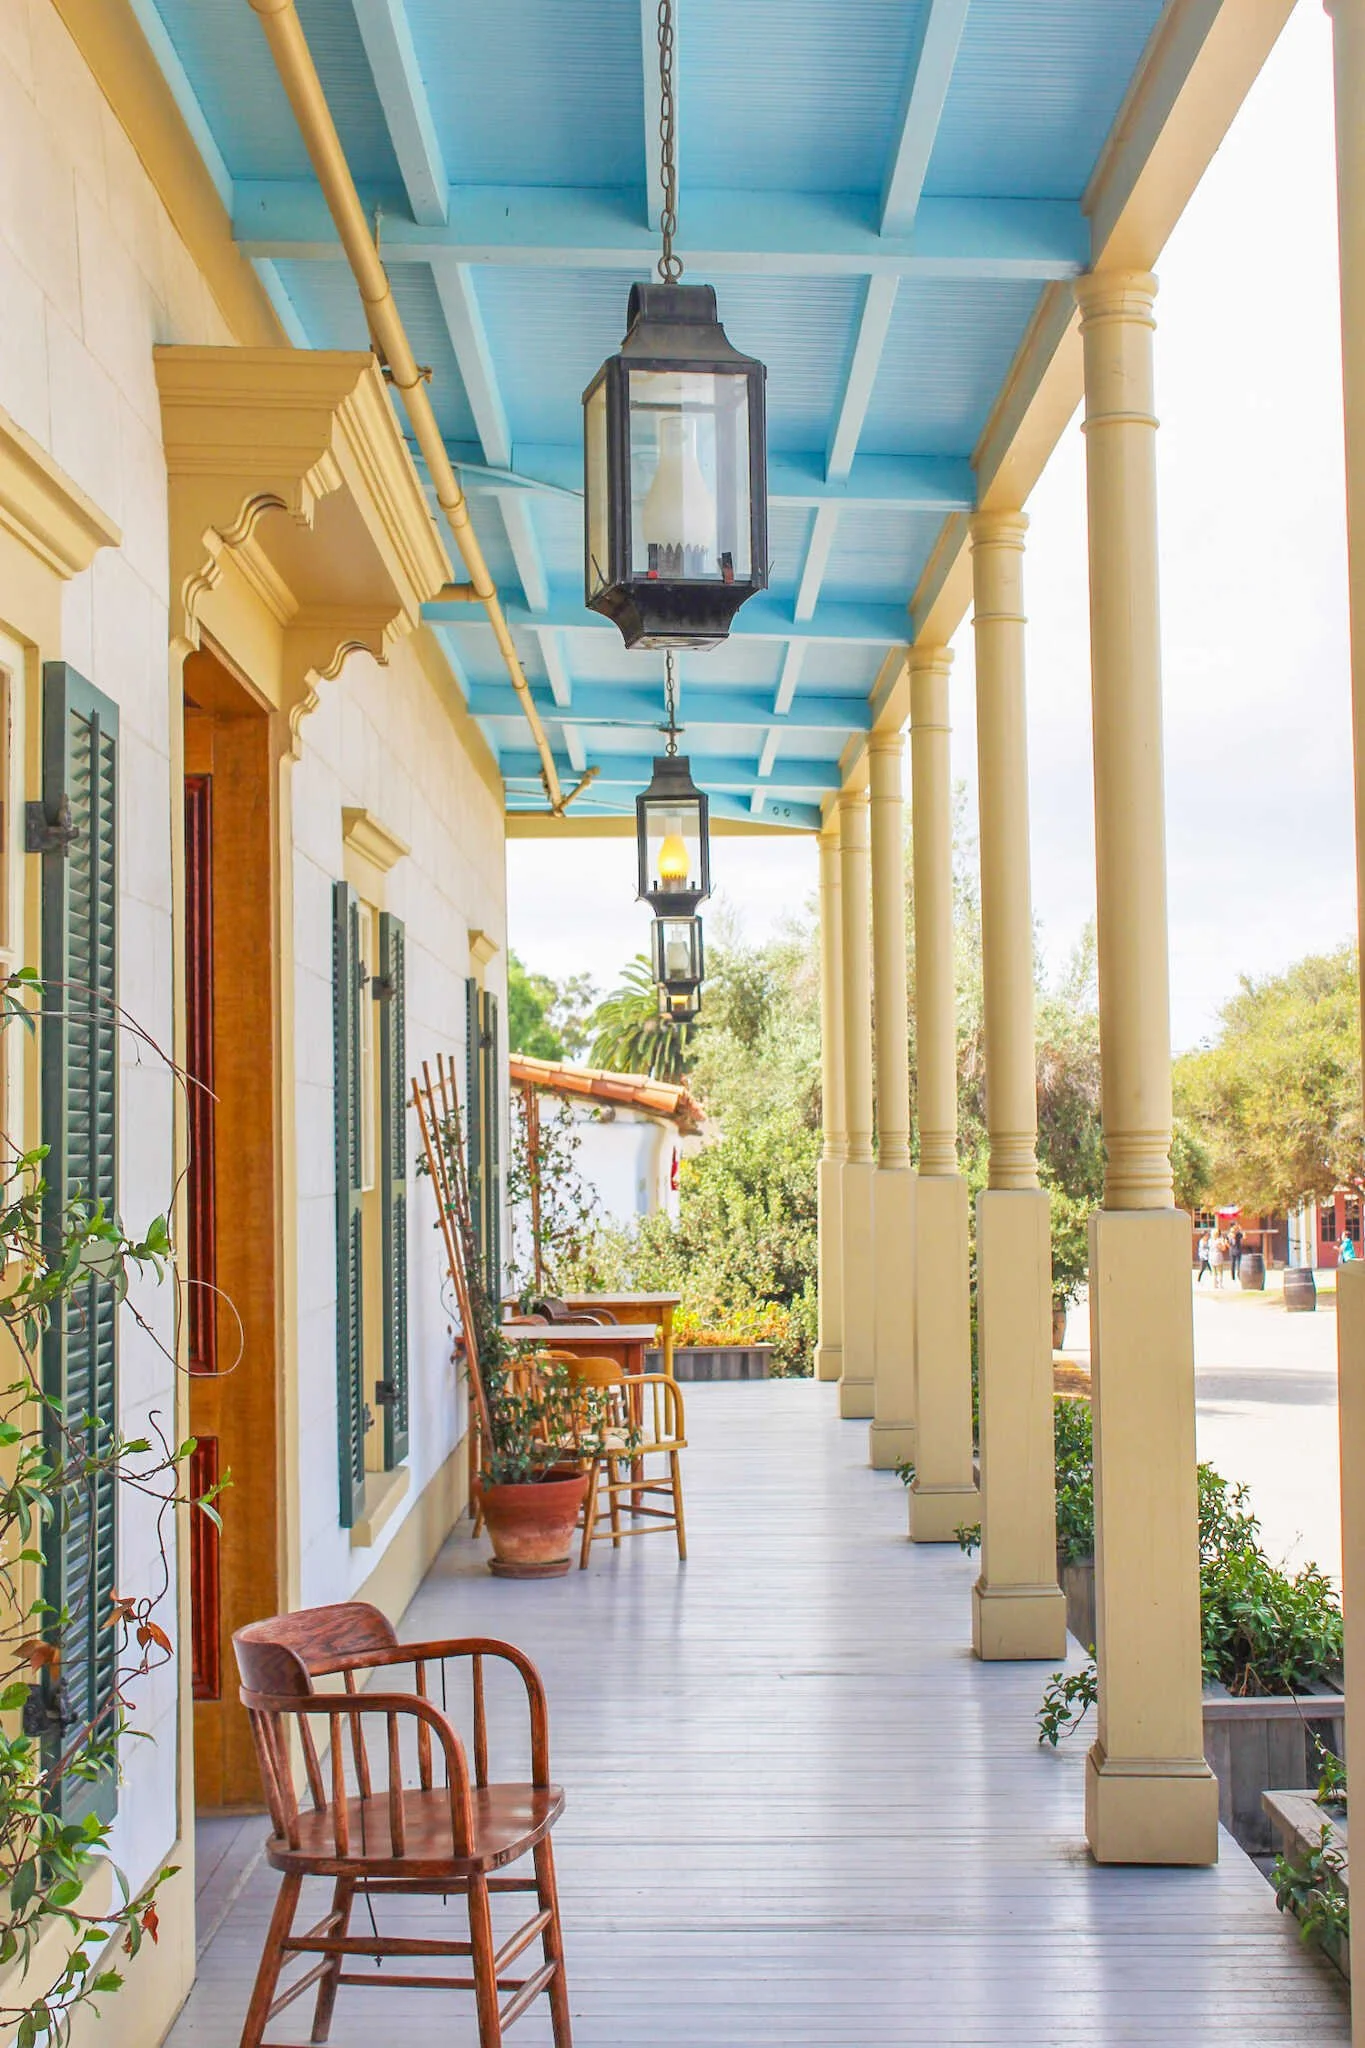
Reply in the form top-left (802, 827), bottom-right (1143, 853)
top-left (362, 1402), bottom-right (376, 1435)
top-left (370, 974), bottom-right (395, 1002)
top-left (373, 1378), bottom-right (398, 1407)
top-left (25, 796), bottom-right (79, 856)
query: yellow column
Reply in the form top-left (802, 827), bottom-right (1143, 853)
top-left (906, 647), bottom-right (977, 1540)
top-left (838, 789), bottom-right (876, 1418)
top-left (1078, 269), bottom-right (1218, 1865)
top-left (816, 825), bottom-right (846, 1382)
top-left (868, 730), bottom-right (915, 1469)
top-left (1327, 0), bottom-right (1365, 2012)
top-left (970, 512), bottom-right (1065, 1661)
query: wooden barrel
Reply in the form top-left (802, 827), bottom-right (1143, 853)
top-left (1238, 1251), bottom-right (1265, 1291)
top-left (1284, 1266), bottom-right (1317, 1313)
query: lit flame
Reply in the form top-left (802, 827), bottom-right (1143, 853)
top-left (658, 833), bottom-right (690, 884)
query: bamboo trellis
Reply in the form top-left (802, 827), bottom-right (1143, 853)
top-left (411, 1053), bottom-right (496, 1457)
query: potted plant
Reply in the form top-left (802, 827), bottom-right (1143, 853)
top-left (415, 1060), bottom-right (611, 1578)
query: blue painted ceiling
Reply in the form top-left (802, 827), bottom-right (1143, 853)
top-left (142, 0), bottom-right (1170, 827)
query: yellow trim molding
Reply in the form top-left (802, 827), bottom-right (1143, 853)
top-left (0, 403), bottom-right (120, 580)
top-left (468, 929), bottom-right (500, 968)
top-left (156, 348), bottom-right (453, 743)
top-left (342, 807), bottom-right (411, 873)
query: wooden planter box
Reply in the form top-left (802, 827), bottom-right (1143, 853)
top-left (646, 1344), bottom-right (773, 1381)
top-left (1204, 1683), bottom-right (1345, 1856)
top-left (1262, 1789), bottom-right (1350, 1978)
top-left (1059, 1553), bottom-right (1344, 1858)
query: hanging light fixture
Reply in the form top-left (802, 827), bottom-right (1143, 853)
top-left (582, 0), bottom-right (768, 650)
top-left (658, 980), bottom-right (702, 1025)
top-left (636, 653), bottom-right (710, 916)
top-left (651, 911), bottom-right (704, 997)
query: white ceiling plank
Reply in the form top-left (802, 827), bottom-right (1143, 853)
top-left (881, 0), bottom-right (972, 236)
top-left (352, 0), bottom-right (449, 227)
top-left (563, 724), bottom-right (587, 773)
top-left (757, 729), bottom-right (781, 779)
top-left (827, 274), bottom-right (900, 481)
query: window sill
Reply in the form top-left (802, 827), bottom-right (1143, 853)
top-left (350, 1464), bottom-right (410, 1549)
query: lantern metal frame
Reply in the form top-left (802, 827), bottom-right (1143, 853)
top-left (658, 981), bottom-right (702, 1024)
top-left (636, 749), bottom-right (710, 917)
top-left (583, 282), bottom-right (769, 650)
top-left (650, 912), bottom-right (704, 995)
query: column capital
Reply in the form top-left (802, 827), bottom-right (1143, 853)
top-left (836, 787), bottom-right (870, 832)
top-left (1075, 269), bottom-right (1158, 328)
top-left (909, 646), bottom-right (952, 732)
top-left (866, 727), bottom-right (907, 762)
top-left (969, 508), bottom-right (1028, 551)
top-left (908, 641), bottom-right (953, 679)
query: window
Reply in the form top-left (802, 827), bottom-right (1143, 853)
top-left (1194, 1210), bottom-right (1217, 1232)
top-left (1322, 1203), bottom-right (1339, 1243)
top-left (1346, 1197), bottom-right (1361, 1245)
top-left (334, 884), bottom-right (409, 1527)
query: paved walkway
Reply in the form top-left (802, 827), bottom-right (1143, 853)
top-left (165, 1382), bottom-right (1349, 2046)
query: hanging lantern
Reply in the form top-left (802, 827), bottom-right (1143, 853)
top-left (651, 913), bottom-right (704, 995)
top-left (636, 748), bottom-right (709, 916)
top-left (581, 0), bottom-right (766, 650)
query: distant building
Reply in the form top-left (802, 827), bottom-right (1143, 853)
top-left (1287, 1188), bottom-right (1363, 1269)
top-left (509, 1054), bottom-right (704, 1228)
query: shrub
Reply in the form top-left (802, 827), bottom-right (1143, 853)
top-left (1199, 1468), bottom-right (1343, 1696)
top-left (1053, 1396), bottom-right (1094, 1566)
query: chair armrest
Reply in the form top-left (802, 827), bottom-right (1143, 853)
top-left (257, 1690), bottom-right (475, 1850)
top-left (349, 1639), bottom-right (552, 1781)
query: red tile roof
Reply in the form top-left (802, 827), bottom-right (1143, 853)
top-left (509, 1054), bottom-right (702, 1134)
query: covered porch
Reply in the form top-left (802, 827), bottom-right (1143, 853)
top-left (168, 1381), bottom-right (1347, 2047)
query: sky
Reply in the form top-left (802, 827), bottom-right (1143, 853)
top-left (508, 6), bottom-right (1351, 1054)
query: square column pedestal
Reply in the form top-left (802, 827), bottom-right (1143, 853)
top-left (839, 1161), bottom-right (876, 1418)
top-left (972, 1188), bottom-right (1066, 1660)
top-left (870, 1168), bottom-right (915, 1468)
top-left (1085, 1206), bottom-right (1218, 1865)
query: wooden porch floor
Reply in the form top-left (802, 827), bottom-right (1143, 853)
top-left (165, 1381), bottom-right (1350, 2046)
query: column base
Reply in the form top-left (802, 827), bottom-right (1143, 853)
top-left (815, 1343), bottom-right (843, 1384)
top-left (909, 1479), bottom-right (979, 1543)
top-left (972, 1579), bottom-right (1066, 1662)
top-left (1085, 1743), bottom-right (1219, 1865)
top-left (869, 1421), bottom-right (915, 1470)
top-left (839, 1378), bottom-right (874, 1420)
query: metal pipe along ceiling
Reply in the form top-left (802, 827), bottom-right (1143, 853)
top-left (247, 0), bottom-right (588, 815)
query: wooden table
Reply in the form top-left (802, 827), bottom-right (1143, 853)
top-left (501, 1319), bottom-right (661, 1376)
top-left (558, 1293), bottom-right (681, 1378)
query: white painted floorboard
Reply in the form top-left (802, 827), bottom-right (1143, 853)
top-left (165, 1381), bottom-right (1350, 2045)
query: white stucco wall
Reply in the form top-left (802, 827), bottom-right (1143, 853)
top-left (573, 1106), bottom-right (680, 1226)
top-left (290, 643), bottom-right (506, 1608)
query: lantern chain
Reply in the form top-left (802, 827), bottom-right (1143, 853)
top-left (656, 0), bottom-right (681, 283)
top-left (663, 651), bottom-right (680, 755)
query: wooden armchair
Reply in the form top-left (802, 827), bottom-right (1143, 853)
top-left (544, 1355), bottom-right (688, 1568)
top-left (232, 1601), bottom-right (572, 2048)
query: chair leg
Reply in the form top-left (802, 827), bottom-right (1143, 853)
top-left (467, 1871), bottom-right (503, 2047)
top-left (606, 1456), bottom-right (622, 1548)
top-left (579, 1458), bottom-right (600, 1569)
top-left (670, 1450), bottom-right (688, 1562)
top-left (309, 1875), bottom-right (355, 2043)
top-left (534, 1837), bottom-right (574, 2048)
top-left (239, 1871), bottom-right (302, 2048)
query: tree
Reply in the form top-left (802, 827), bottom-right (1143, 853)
top-left (506, 952), bottom-right (564, 1061)
top-left (589, 956), bottom-right (695, 1082)
top-left (1174, 946), bottom-right (1362, 1214)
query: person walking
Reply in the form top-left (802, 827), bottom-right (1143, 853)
top-left (1211, 1231), bottom-right (1229, 1289)
top-left (1196, 1229), bottom-right (1212, 1284)
top-left (1230, 1224), bottom-right (1245, 1283)
top-left (1342, 1233), bottom-right (1357, 1266)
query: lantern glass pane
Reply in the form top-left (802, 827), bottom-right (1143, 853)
top-left (627, 370), bottom-right (751, 583)
top-left (585, 379), bottom-right (609, 598)
top-left (651, 917), bottom-right (701, 984)
top-left (642, 796), bottom-right (703, 896)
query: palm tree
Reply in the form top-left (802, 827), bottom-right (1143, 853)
top-left (589, 955), bottom-right (695, 1083)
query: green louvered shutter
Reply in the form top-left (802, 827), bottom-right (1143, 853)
top-left (333, 882), bottom-right (365, 1527)
top-left (464, 974), bottom-right (483, 1255)
top-left (39, 663), bottom-right (119, 1826)
top-left (378, 912), bottom-right (408, 1467)
top-left (482, 988), bottom-right (502, 1296)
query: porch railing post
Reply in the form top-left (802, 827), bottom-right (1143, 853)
top-left (868, 728), bottom-right (915, 1469)
top-left (837, 789), bottom-right (876, 1417)
top-left (1078, 268), bottom-right (1218, 1865)
top-left (906, 646), bottom-right (978, 1540)
top-left (970, 510), bottom-right (1064, 1662)
top-left (816, 823), bottom-right (847, 1383)
top-left (1326, 0), bottom-right (1365, 2007)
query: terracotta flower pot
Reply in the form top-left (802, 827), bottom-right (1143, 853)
top-left (481, 1472), bottom-right (588, 1579)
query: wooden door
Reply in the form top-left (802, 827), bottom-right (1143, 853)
top-left (184, 650), bottom-right (280, 1808)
